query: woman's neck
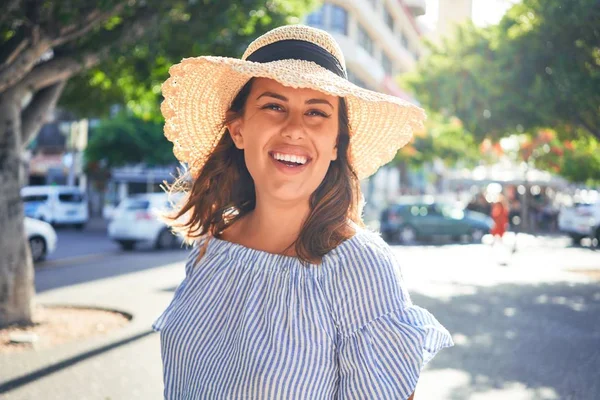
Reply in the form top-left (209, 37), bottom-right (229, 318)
top-left (223, 196), bottom-right (310, 256)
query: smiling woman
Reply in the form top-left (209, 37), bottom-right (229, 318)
top-left (168, 76), bottom-right (359, 263)
top-left (153, 25), bottom-right (453, 400)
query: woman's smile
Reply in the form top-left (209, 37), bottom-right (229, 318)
top-left (268, 146), bottom-right (313, 175)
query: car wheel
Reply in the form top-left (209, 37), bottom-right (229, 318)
top-left (397, 225), bottom-right (417, 245)
top-left (381, 230), bottom-right (394, 243)
top-left (74, 223), bottom-right (85, 231)
top-left (29, 236), bottom-right (47, 262)
top-left (156, 229), bottom-right (176, 250)
top-left (569, 234), bottom-right (584, 246)
top-left (470, 228), bottom-right (486, 243)
top-left (118, 240), bottom-right (136, 251)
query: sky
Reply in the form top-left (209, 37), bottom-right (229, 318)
top-left (419, 0), bottom-right (518, 29)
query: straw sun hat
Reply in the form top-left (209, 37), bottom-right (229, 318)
top-left (161, 24), bottom-right (425, 180)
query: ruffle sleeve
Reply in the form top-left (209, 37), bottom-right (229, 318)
top-left (337, 304), bottom-right (453, 399)
top-left (321, 230), bottom-right (454, 399)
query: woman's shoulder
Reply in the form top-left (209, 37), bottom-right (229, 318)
top-left (328, 226), bottom-right (396, 268)
top-left (321, 227), bottom-right (412, 337)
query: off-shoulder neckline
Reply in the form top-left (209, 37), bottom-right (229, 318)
top-left (202, 225), bottom-right (373, 269)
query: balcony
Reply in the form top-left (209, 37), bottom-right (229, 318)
top-left (403, 0), bottom-right (426, 17)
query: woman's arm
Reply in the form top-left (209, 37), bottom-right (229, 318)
top-left (408, 391), bottom-right (415, 400)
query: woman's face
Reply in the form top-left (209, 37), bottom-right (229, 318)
top-left (227, 78), bottom-right (340, 203)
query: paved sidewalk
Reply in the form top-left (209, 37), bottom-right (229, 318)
top-left (0, 258), bottom-right (186, 400)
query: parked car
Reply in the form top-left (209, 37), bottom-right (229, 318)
top-left (107, 193), bottom-right (184, 251)
top-left (24, 217), bottom-right (57, 262)
top-left (558, 201), bottom-right (600, 245)
top-left (21, 185), bottom-right (89, 229)
top-left (380, 201), bottom-right (494, 244)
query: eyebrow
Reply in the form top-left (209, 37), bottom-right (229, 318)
top-left (256, 91), bottom-right (334, 110)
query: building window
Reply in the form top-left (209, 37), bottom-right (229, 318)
top-left (400, 31), bottom-right (409, 49)
top-left (382, 52), bottom-right (393, 75)
top-left (330, 5), bottom-right (348, 35)
top-left (357, 25), bottom-right (374, 55)
top-left (306, 5), bottom-right (325, 27)
top-left (411, 47), bottom-right (420, 60)
top-left (383, 6), bottom-right (394, 31)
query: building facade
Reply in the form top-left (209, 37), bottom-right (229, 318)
top-left (305, 0), bottom-right (426, 100)
top-left (25, 112), bottom-right (88, 190)
top-left (436, 0), bottom-right (473, 40)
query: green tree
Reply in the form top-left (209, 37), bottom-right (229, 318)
top-left (0, 0), bottom-right (314, 328)
top-left (393, 112), bottom-right (481, 192)
top-left (403, 0), bottom-right (600, 141)
top-left (395, 113), bottom-right (481, 168)
top-left (86, 114), bottom-right (176, 168)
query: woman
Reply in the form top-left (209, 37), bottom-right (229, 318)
top-left (153, 25), bottom-right (453, 399)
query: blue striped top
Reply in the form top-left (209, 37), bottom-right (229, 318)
top-left (153, 228), bottom-right (453, 399)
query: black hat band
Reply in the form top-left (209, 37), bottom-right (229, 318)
top-left (246, 39), bottom-right (347, 79)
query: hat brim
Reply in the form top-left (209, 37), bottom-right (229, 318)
top-left (161, 56), bottom-right (425, 180)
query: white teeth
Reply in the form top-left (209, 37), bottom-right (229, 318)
top-left (272, 152), bottom-right (308, 165)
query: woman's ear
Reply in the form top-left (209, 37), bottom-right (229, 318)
top-left (227, 118), bottom-right (244, 150)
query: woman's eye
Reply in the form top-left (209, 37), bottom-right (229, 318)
top-left (262, 104), bottom-right (284, 112)
top-left (307, 110), bottom-right (330, 118)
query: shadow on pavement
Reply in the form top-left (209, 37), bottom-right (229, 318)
top-left (414, 282), bottom-right (600, 400)
top-left (35, 248), bottom-right (189, 293)
top-left (0, 330), bottom-right (155, 394)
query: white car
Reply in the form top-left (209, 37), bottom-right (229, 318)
top-left (21, 185), bottom-right (89, 229)
top-left (108, 193), bottom-right (184, 251)
top-left (24, 217), bottom-right (58, 262)
top-left (558, 201), bottom-right (600, 245)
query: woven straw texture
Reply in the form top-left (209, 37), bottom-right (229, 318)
top-left (161, 25), bottom-right (425, 180)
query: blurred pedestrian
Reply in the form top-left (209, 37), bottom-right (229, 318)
top-left (491, 194), bottom-right (513, 262)
top-left (151, 25), bottom-right (453, 399)
top-left (491, 194), bottom-right (509, 241)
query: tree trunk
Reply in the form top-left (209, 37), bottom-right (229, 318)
top-left (0, 91), bottom-right (35, 328)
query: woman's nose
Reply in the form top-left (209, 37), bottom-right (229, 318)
top-left (281, 113), bottom-right (305, 140)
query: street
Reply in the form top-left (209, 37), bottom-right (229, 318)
top-left (1, 224), bottom-right (599, 399)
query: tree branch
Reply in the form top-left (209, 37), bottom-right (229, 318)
top-left (18, 10), bottom-right (157, 92)
top-left (21, 80), bottom-right (66, 147)
top-left (0, 26), bottom-right (31, 69)
top-left (53, 2), bottom-right (127, 47)
top-left (0, 37), bottom-right (51, 93)
top-left (20, 52), bottom-right (102, 93)
top-left (0, 2), bottom-right (130, 93)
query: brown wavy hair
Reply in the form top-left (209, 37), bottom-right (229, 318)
top-left (166, 78), bottom-right (364, 265)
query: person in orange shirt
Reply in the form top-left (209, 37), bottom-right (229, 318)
top-left (491, 194), bottom-right (510, 240)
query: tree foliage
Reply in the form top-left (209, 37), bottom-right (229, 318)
top-left (86, 114), bottom-right (175, 168)
top-left (402, 0), bottom-right (600, 142)
top-left (58, 0), bottom-right (316, 121)
top-left (395, 112), bottom-right (482, 168)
